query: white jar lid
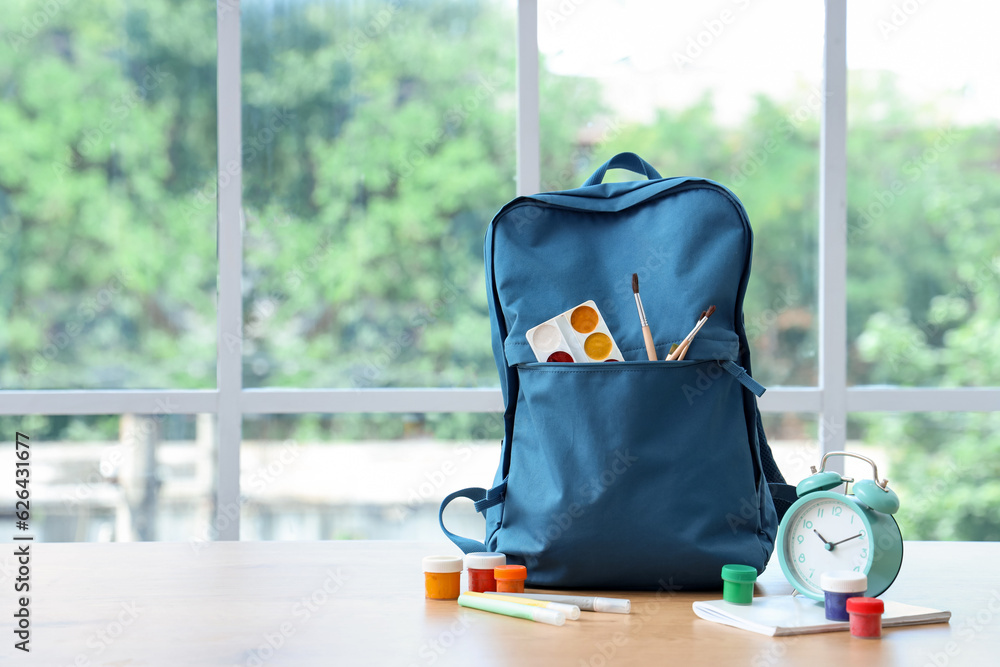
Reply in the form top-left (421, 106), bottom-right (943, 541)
top-left (422, 555), bottom-right (463, 573)
top-left (465, 552), bottom-right (507, 570)
top-left (820, 570), bottom-right (868, 593)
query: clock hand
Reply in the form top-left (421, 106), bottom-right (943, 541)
top-left (830, 532), bottom-right (864, 547)
top-left (813, 529), bottom-right (834, 551)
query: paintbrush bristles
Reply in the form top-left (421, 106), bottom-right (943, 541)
top-left (706, 304), bottom-right (716, 318)
top-left (632, 273), bottom-right (639, 294)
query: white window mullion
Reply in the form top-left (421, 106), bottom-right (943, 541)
top-left (216, 4), bottom-right (243, 541)
top-left (517, 0), bottom-right (540, 195)
top-left (819, 0), bottom-right (848, 462)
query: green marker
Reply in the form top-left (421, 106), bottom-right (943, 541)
top-left (458, 593), bottom-right (566, 626)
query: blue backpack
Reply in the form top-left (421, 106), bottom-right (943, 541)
top-left (440, 153), bottom-right (796, 589)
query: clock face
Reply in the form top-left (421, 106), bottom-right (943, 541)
top-left (781, 496), bottom-right (873, 597)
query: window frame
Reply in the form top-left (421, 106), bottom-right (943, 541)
top-left (2, 0), bottom-right (998, 540)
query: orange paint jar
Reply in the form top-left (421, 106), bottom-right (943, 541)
top-left (494, 564), bottom-right (527, 593)
top-left (423, 556), bottom-right (463, 600)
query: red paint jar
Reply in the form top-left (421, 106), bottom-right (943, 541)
top-left (846, 597), bottom-right (884, 639)
top-left (464, 552), bottom-right (506, 593)
top-left (494, 564), bottom-right (527, 593)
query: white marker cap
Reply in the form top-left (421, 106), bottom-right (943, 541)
top-left (820, 571), bottom-right (868, 593)
top-left (529, 607), bottom-right (566, 627)
top-left (546, 602), bottom-right (581, 620)
top-left (594, 597), bottom-right (631, 614)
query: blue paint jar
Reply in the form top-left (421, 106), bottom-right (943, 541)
top-left (820, 571), bottom-right (868, 621)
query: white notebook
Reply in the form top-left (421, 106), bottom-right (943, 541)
top-left (693, 596), bottom-right (951, 637)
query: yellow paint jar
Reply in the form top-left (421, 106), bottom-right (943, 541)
top-left (423, 555), bottom-right (463, 600)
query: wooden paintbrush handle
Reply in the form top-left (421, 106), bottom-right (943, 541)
top-left (642, 326), bottom-right (657, 361)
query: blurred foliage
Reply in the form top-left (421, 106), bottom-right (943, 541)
top-left (1, 1), bottom-right (998, 538)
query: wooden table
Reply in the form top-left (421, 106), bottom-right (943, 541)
top-left (4, 540), bottom-right (997, 665)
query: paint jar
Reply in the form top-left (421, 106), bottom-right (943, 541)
top-left (494, 565), bottom-right (527, 593)
top-left (423, 556), bottom-right (463, 600)
top-left (846, 597), bottom-right (884, 639)
top-left (721, 564), bottom-right (758, 605)
top-left (820, 571), bottom-right (868, 621)
top-left (465, 552), bottom-right (506, 593)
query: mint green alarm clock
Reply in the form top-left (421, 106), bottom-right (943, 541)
top-left (776, 451), bottom-right (903, 601)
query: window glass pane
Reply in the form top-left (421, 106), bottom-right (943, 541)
top-left (241, 1), bottom-right (516, 389)
top-left (761, 413), bottom-right (820, 484)
top-left (538, 1), bottom-right (823, 386)
top-left (846, 1), bottom-right (1000, 386)
top-left (240, 413), bottom-right (501, 540)
top-left (851, 413), bottom-right (1000, 541)
top-left (0, 1), bottom-right (218, 389)
top-left (0, 414), bottom-right (216, 541)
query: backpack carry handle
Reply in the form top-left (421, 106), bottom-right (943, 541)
top-left (582, 152), bottom-right (662, 186)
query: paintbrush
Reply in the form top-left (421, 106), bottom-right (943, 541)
top-left (674, 310), bottom-right (706, 361)
top-left (666, 305), bottom-right (716, 361)
top-left (632, 273), bottom-right (657, 361)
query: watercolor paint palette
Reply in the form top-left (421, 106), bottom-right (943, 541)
top-left (526, 300), bottom-right (624, 363)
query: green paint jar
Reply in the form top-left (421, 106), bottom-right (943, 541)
top-left (721, 564), bottom-right (758, 605)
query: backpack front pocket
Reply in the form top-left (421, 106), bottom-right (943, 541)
top-left (497, 360), bottom-right (772, 589)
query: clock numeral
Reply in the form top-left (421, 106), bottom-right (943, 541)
top-left (861, 548), bottom-right (868, 559)
top-left (802, 519), bottom-right (813, 530)
top-left (809, 568), bottom-right (815, 579)
top-left (860, 529), bottom-right (866, 539)
top-left (832, 506), bottom-right (842, 517)
top-left (850, 514), bottom-right (854, 524)
top-left (798, 554), bottom-right (806, 563)
top-left (796, 535), bottom-right (804, 544)
top-left (816, 508), bottom-right (824, 518)
top-left (853, 566), bottom-right (861, 572)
